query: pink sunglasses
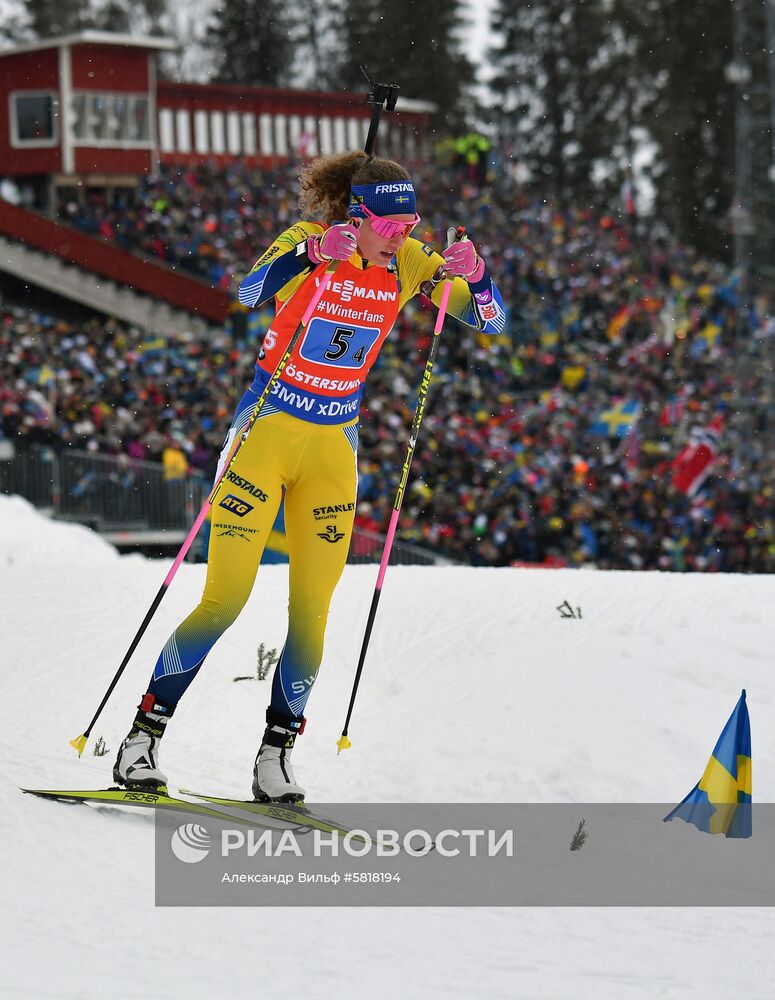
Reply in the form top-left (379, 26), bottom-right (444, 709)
top-left (359, 204), bottom-right (421, 240)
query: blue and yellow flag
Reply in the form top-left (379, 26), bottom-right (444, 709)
top-left (590, 400), bottom-right (641, 438)
top-left (664, 690), bottom-right (752, 838)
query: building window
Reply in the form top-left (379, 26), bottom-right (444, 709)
top-left (288, 114), bottom-right (302, 155)
top-left (90, 94), bottom-right (110, 141)
top-left (319, 117), bottom-right (333, 155)
top-left (111, 96), bottom-right (131, 141)
top-left (259, 113), bottom-right (273, 154)
top-left (176, 109), bottom-right (191, 153)
top-left (130, 98), bottom-right (150, 142)
top-left (333, 117), bottom-right (346, 153)
top-left (10, 92), bottom-right (58, 146)
top-left (158, 108), bottom-right (174, 152)
top-left (346, 117), bottom-right (361, 151)
top-left (302, 116), bottom-right (318, 157)
top-left (68, 93), bottom-right (152, 146)
top-left (72, 94), bottom-right (88, 141)
top-left (210, 111), bottom-right (225, 154)
top-left (227, 111), bottom-right (241, 155)
top-left (242, 113), bottom-right (256, 156)
top-left (194, 110), bottom-right (209, 154)
top-left (274, 113), bottom-right (288, 155)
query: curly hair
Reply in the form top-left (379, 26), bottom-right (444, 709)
top-left (298, 151), bottom-right (411, 224)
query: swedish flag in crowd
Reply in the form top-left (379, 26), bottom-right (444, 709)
top-left (590, 400), bottom-right (641, 438)
top-left (664, 690), bottom-right (752, 838)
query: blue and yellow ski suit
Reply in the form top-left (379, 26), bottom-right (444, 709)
top-left (145, 222), bottom-right (505, 721)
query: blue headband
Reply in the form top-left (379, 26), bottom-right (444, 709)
top-left (348, 180), bottom-right (417, 219)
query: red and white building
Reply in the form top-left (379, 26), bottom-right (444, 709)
top-left (0, 31), bottom-right (433, 199)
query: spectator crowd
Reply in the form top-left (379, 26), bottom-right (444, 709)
top-left (1, 155), bottom-right (774, 572)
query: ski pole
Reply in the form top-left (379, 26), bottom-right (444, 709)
top-left (70, 73), bottom-right (400, 756)
top-left (337, 230), bottom-right (461, 753)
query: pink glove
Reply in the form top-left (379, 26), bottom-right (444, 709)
top-left (442, 237), bottom-right (485, 283)
top-left (307, 223), bottom-right (359, 264)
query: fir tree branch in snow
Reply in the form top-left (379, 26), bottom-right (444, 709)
top-left (570, 818), bottom-right (588, 851)
top-left (233, 643), bottom-right (279, 682)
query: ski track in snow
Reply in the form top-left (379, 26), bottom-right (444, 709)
top-left (1, 497), bottom-right (774, 998)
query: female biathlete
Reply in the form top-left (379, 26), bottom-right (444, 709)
top-left (113, 151), bottom-right (506, 801)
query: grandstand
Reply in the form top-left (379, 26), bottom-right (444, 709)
top-left (0, 32), bottom-right (773, 572)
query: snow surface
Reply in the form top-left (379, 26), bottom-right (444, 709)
top-left (1, 494), bottom-right (773, 998)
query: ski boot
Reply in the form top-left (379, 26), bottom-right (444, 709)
top-left (113, 694), bottom-right (175, 790)
top-left (252, 708), bottom-right (306, 803)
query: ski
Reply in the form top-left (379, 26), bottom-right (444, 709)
top-left (20, 786), bottom-right (367, 841)
top-left (20, 786), bottom-right (248, 823)
top-left (179, 789), bottom-right (368, 841)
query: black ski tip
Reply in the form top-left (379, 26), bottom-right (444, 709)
top-left (20, 787), bottom-right (80, 802)
top-left (20, 787), bottom-right (116, 804)
top-left (20, 785), bottom-right (168, 802)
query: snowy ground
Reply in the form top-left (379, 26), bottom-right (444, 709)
top-left (1, 494), bottom-right (773, 998)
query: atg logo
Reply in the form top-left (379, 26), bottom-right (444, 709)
top-left (170, 824), bottom-right (211, 863)
top-left (218, 494), bottom-right (254, 517)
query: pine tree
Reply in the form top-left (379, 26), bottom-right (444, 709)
top-left (22, 0), bottom-right (169, 38)
top-left (0, 2), bottom-right (31, 45)
top-left (489, 0), bottom-right (741, 253)
top-left (632, 0), bottom-right (736, 255)
top-left (488, 0), bottom-right (615, 206)
top-left (23, 0), bottom-right (91, 37)
top-left (591, 1), bottom-right (659, 202)
top-left (288, 0), bottom-right (346, 91)
top-left (336, 0), bottom-right (473, 132)
top-left (207, 0), bottom-right (299, 87)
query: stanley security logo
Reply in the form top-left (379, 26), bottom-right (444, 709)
top-left (313, 503), bottom-right (355, 522)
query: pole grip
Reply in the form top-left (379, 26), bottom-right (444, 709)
top-left (361, 67), bottom-right (400, 156)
